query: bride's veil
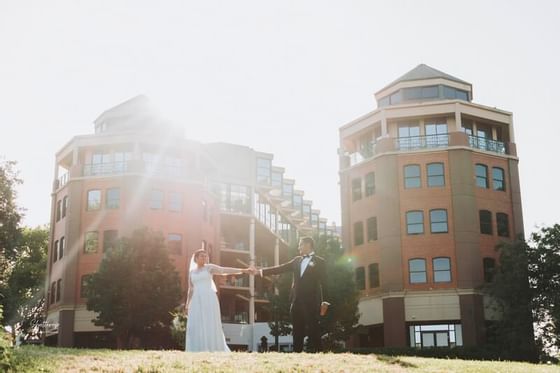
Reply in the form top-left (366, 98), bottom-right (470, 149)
top-left (189, 252), bottom-right (218, 293)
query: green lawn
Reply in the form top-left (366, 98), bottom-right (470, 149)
top-left (8, 346), bottom-right (560, 373)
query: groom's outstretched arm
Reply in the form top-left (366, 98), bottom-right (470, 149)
top-left (260, 257), bottom-right (296, 277)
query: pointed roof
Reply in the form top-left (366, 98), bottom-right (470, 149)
top-left (377, 64), bottom-right (471, 94)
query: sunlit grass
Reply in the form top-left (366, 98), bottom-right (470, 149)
top-left (9, 346), bottom-right (560, 372)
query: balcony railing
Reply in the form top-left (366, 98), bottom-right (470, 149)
top-left (395, 134), bottom-right (449, 151)
top-left (83, 162), bottom-right (128, 176)
top-left (468, 135), bottom-right (506, 154)
top-left (349, 141), bottom-right (377, 166)
top-left (223, 277), bottom-right (249, 288)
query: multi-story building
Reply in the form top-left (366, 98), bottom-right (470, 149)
top-left (45, 95), bottom-right (334, 350)
top-left (338, 64), bottom-right (523, 349)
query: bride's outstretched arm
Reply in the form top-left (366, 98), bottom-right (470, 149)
top-left (206, 263), bottom-right (251, 275)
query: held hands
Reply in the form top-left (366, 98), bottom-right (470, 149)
top-left (245, 266), bottom-right (260, 276)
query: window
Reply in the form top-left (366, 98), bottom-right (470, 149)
top-left (87, 190), bottom-right (101, 210)
top-left (56, 279), bottom-right (62, 302)
top-left (404, 165), bottom-right (421, 188)
top-left (56, 200), bottom-right (62, 221)
top-left (355, 267), bottom-right (365, 290)
top-left (271, 171), bottom-right (283, 188)
top-left (59, 236), bottom-right (64, 260)
top-left (168, 192), bottom-right (182, 212)
top-left (230, 184), bottom-right (251, 213)
top-left (150, 190), bottom-right (164, 209)
top-left (398, 124), bottom-right (421, 149)
top-left (433, 257), bottom-right (451, 282)
top-left (352, 178), bottom-right (362, 201)
top-left (62, 196), bottom-right (68, 218)
top-left (425, 120), bottom-right (448, 147)
top-left (369, 263), bottom-right (379, 288)
top-left (106, 188), bottom-right (120, 209)
top-left (427, 163), bottom-right (445, 187)
top-left (283, 183), bottom-right (293, 199)
top-left (80, 274), bottom-right (93, 298)
top-left (479, 210), bottom-right (492, 235)
top-left (483, 258), bottom-right (496, 283)
top-left (378, 96), bottom-right (390, 107)
top-left (53, 240), bottom-right (58, 263)
top-left (293, 194), bottom-right (303, 209)
top-left (168, 234), bottom-right (182, 255)
top-left (492, 167), bottom-right (506, 191)
top-left (365, 172), bottom-right (375, 196)
top-left (354, 221), bottom-right (364, 246)
top-left (409, 323), bottom-right (463, 348)
top-left (409, 259), bottom-right (427, 284)
top-left (497, 213), bottom-right (509, 237)
top-left (367, 217), bottom-right (378, 241)
top-left (390, 91), bottom-right (401, 105)
top-left (406, 211), bottom-right (424, 235)
top-left (257, 158), bottom-right (272, 185)
top-left (84, 231), bottom-right (99, 253)
top-left (103, 230), bottom-right (118, 252)
top-left (475, 164), bottom-right (488, 188)
top-left (50, 282), bottom-right (56, 304)
top-left (430, 209), bottom-right (448, 233)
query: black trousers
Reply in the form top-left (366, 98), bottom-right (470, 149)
top-left (291, 299), bottom-right (321, 353)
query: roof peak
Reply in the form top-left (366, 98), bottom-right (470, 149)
top-left (377, 64), bottom-right (471, 94)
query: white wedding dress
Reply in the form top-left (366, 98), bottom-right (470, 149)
top-left (185, 264), bottom-right (242, 352)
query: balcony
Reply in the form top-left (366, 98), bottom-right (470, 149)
top-left (83, 161), bottom-right (128, 176)
top-left (348, 141), bottom-right (377, 166)
top-left (468, 135), bottom-right (506, 154)
top-left (394, 134), bottom-right (449, 151)
top-left (222, 276), bottom-right (249, 288)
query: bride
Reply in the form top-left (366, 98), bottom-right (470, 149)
top-left (185, 248), bottom-right (252, 352)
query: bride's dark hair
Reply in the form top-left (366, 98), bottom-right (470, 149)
top-left (193, 249), bottom-right (207, 260)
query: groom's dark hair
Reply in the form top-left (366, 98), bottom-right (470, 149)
top-left (300, 236), bottom-right (314, 249)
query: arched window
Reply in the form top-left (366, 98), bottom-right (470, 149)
top-left (409, 258), bottom-right (427, 284)
top-left (433, 257), bottom-right (451, 283)
top-left (479, 210), bottom-right (492, 235)
top-left (406, 211), bottom-right (424, 235)
top-left (475, 164), bottom-right (488, 188)
top-left (404, 165), bottom-right (421, 188)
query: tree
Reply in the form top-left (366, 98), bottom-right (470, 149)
top-left (1, 226), bottom-right (49, 344)
top-left (0, 160), bottom-right (23, 263)
top-left (266, 235), bottom-right (361, 351)
top-left (527, 224), bottom-right (560, 357)
top-left (0, 160), bottom-right (23, 327)
top-left (86, 228), bottom-right (182, 349)
top-left (484, 236), bottom-right (538, 361)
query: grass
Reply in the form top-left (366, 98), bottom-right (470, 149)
top-left (8, 346), bottom-right (560, 373)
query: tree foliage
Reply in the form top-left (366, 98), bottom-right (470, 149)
top-left (527, 224), bottom-right (560, 357)
top-left (0, 161), bottom-right (47, 345)
top-left (86, 228), bottom-right (182, 349)
top-left (1, 226), bottom-right (49, 343)
top-left (484, 236), bottom-right (538, 361)
top-left (0, 160), bottom-right (23, 263)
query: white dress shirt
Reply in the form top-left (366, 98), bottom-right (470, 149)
top-left (300, 252), bottom-right (315, 277)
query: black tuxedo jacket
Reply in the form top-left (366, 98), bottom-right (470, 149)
top-left (262, 255), bottom-right (328, 308)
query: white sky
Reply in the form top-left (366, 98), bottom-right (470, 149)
top-left (1, 0), bottom-right (559, 236)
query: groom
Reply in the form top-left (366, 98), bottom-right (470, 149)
top-left (254, 236), bottom-right (330, 353)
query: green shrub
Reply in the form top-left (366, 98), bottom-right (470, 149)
top-left (0, 328), bottom-right (13, 371)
